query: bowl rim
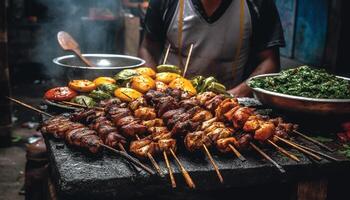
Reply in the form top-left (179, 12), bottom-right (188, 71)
top-left (247, 73), bottom-right (350, 103)
top-left (53, 54), bottom-right (145, 69)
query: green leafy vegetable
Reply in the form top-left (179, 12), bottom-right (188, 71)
top-left (97, 83), bottom-right (118, 95)
top-left (89, 90), bottom-right (112, 101)
top-left (71, 95), bottom-right (96, 107)
top-left (249, 66), bottom-right (350, 99)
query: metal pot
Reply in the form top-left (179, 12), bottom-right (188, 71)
top-left (53, 54), bottom-right (145, 81)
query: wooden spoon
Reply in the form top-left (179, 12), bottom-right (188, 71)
top-left (57, 31), bottom-right (95, 67)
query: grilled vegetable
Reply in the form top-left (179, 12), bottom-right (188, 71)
top-left (44, 87), bottom-right (77, 101)
top-left (68, 80), bottom-right (97, 92)
top-left (93, 77), bottom-right (116, 86)
top-left (156, 64), bottom-right (182, 75)
top-left (135, 67), bottom-right (156, 79)
top-left (131, 75), bottom-right (156, 93)
top-left (114, 88), bottom-right (143, 102)
top-left (207, 82), bottom-right (227, 94)
top-left (190, 76), bottom-right (205, 91)
top-left (169, 77), bottom-right (197, 95)
top-left (114, 69), bottom-right (140, 86)
top-left (89, 90), bottom-right (112, 101)
top-left (71, 95), bottom-right (96, 107)
top-left (249, 66), bottom-right (350, 99)
top-left (156, 72), bottom-right (181, 84)
top-left (199, 77), bottom-right (218, 93)
top-left (97, 83), bottom-right (118, 95)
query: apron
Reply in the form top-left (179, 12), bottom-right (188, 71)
top-left (163, 0), bottom-right (252, 88)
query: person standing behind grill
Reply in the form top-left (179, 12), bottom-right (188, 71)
top-left (122, 0), bottom-right (149, 38)
top-left (139, 0), bottom-right (285, 97)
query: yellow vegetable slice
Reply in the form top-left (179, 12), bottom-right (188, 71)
top-left (135, 67), bottom-right (156, 79)
top-left (68, 80), bottom-right (97, 93)
top-left (93, 77), bottom-right (116, 86)
top-left (131, 75), bottom-right (156, 93)
top-left (155, 72), bottom-right (181, 84)
top-left (114, 88), bottom-right (142, 102)
top-left (169, 77), bottom-right (197, 95)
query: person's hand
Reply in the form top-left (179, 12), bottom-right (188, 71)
top-left (227, 83), bottom-right (253, 97)
top-left (139, 2), bottom-right (149, 9)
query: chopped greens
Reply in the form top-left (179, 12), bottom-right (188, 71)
top-left (249, 66), bottom-right (350, 99)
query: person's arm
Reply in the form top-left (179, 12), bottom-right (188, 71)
top-left (139, 33), bottom-right (163, 68)
top-left (228, 47), bottom-right (280, 97)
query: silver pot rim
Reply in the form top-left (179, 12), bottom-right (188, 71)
top-left (53, 54), bottom-right (145, 70)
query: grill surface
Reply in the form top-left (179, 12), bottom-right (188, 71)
top-left (44, 98), bottom-right (350, 199)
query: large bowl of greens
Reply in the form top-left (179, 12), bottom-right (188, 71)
top-left (247, 66), bottom-right (350, 115)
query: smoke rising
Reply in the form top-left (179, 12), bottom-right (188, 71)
top-left (32, 0), bottom-right (123, 80)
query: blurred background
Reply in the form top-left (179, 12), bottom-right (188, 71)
top-left (0, 0), bottom-right (349, 199)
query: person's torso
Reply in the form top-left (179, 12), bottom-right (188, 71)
top-left (163, 0), bottom-right (252, 88)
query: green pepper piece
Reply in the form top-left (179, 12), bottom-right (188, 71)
top-left (207, 82), bottom-right (227, 94)
top-left (97, 83), bottom-right (118, 95)
top-left (200, 76), bottom-right (218, 93)
top-left (190, 75), bottom-right (205, 91)
top-left (156, 64), bottom-right (182, 74)
top-left (89, 90), bottom-right (112, 101)
top-left (71, 95), bottom-right (96, 108)
top-left (114, 69), bottom-right (140, 86)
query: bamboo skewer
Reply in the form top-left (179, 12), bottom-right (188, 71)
top-left (100, 144), bottom-right (154, 175)
top-left (250, 142), bottom-right (286, 173)
top-left (163, 44), bottom-right (171, 65)
top-left (293, 141), bottom-right (340, 162)
top-left (203, 144), bottom-right (224, 183)
top-left (135, 134), bottom-right (164, 177)
top-left (183, 44), bottom-right (194, 78)
top-left (274, 136), bottom-right (322, 161)
top-left (267, 139), bottom-right (300, 162)
top-left (170, 149), bottom-right (196, 189)
top-left (293, 130), bottom-right (335, 152)
top-left (7, 97), bottom-right (53, 117)
top-left (228, 144), bottom-right (246, 162)
top-left (163, 151), bottom-right (177, 188)
top-left (61, 101), bottom-right (104, 111)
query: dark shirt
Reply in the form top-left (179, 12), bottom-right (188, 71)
top-left (143, 0), bottom-right (285, 78)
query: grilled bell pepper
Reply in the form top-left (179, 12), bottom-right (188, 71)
top-left (156, 72), bottom-right (181, 84)
top-left (71, 95), bottom-right (96, 107)
top-left (131, 75), bottom-right (156, 93)
top-left (169, 77), bottom-right (197, 95)
top-left (114, 88), bottom-right (143, 102)
top-left (68, 80), bottom-right (97, 92)
top-left (114, 69), bottom-right (140, 86)
top-left (199, 76), bottom-right (218, 93)
top-left (97, 83), bottom-right (118, 95)
top-left (190, 76), bottom-right (205, 91)
top-left (135, 67), bottom-right (156, 79)
top-left (207, 82), bottom-right (227, 94)
top-left (93, 77), bottom-right (116, 86)
top-left (44, 87), bottom-right (77, 101)
top-left (89, 90), bottom-right (112, 101)
top-left (156, 64), bottom-right (182, 74)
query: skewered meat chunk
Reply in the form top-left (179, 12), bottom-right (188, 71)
top-left (179, 98), bottom-right (199, 110)
top-left (130, 138), bottom-right (156, 158)
top-left (129, 97), bottom-right (148, 111)
top-left (142, 118), bottom-right (164, 128)
top-left (196, 92), bottom-right (216, 105)
top-left (156, 96), bottom-right (178, 117)
top-left (216, 137), bottom-right (239, 153)
top-left (185, 131), bottom-right (212, 152)
top-left (215, 98), bottom-right (239, 121)
top-left (204, 94), bottom-right (225, 112)
top-left (237, 134), bottom-right (252, 150)
top-left (231, 107), bottom-right (253, 129)
top-left (99, 98), bottom-right (121, 108)
top-left (243, 115), bottom-right (262, 132)
top-left (148, 126), bottom-right (168, 135)
top-left (134, 107), bottom-right (157, 120)
top-left (120, 122), bottom-right (148, 138)
top-left (158, 138), bottom-right (177, 152)
top-left (206, 127), bottom-right (233, 142)
top-left (116, 116), bottom-right (138, 127)
top-left (191, 109), bottom-right (213, 122)
top-left (254, 122), bottom-right (275, 141)
top-left (171, 120), bottom-right (200, 137)
top-left (162, 108), bottom-right (186, 123)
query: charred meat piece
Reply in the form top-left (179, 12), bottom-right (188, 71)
top-left (179, 97), bottom-right (199, 110)
top-left (231, 107), bottom-right (253, 129)
top-left (184, 131), bottom-right (212, 152)
top-left (130, 138), bottom-right (156, 158)
top-left (171, 120), bottom-right (200, 137)
top-left (129, 97), bottom-right (148, 111)
top-left (142, 118), bottom-right (164, 128)
top-left (116, 116), bottom-right (138, 127)
top-left (215, 98), bottom-right (239, 121)
top-left (157, 138), bottom-right (177, 153)
top-left (204, 95), bottom-right (225, 112)
top-left (254, 122), bottom-right (275, 141)
top-left (237, 134), bottom-right (252, 150)
top-left (120, 122), bottom-right (148, 138)
top-left (162, 108), bottom-right (186, 123)
top-left (156, 96), bottom-right (179, 117)
top-left (191, 109), bottom-right (213, 122)
top-left (196, 92), bottom-right (216, 105)
top-left (216, 137), bottom-right (239, 153)
top-left (99, 98), bottom-right (121, 108)
top-left (134, 107), bottom-right (157, 121)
